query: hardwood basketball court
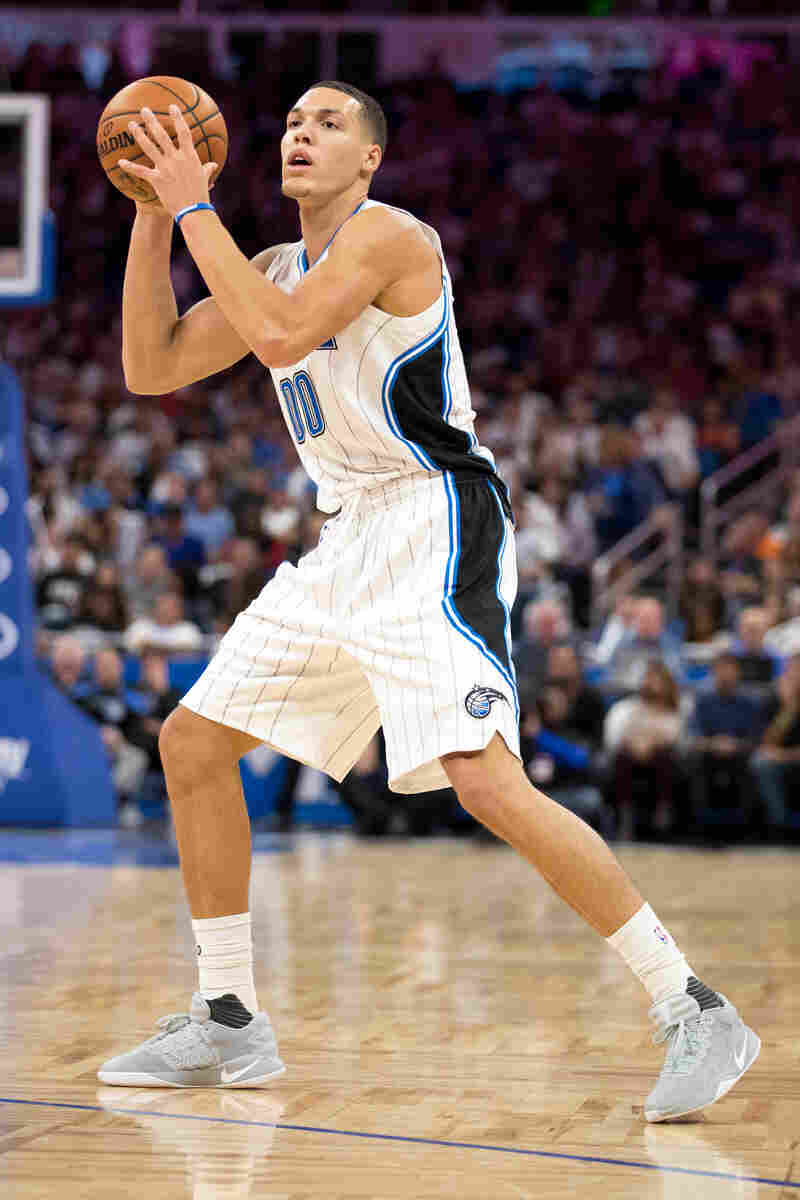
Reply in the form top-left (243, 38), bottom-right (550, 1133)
top-left (1, 835), bottom-right (797, 1197)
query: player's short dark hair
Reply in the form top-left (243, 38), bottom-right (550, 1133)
top-left (312, 80), bottom-right (387, 154)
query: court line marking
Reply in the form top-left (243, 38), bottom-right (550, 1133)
top-left (0, 1096), bottom-right (795, 1189)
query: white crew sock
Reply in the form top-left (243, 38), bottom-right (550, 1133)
top-left (606, 902), bottom-right (692, 1004)
top-left (191, 911), bottom-right (258, 1015)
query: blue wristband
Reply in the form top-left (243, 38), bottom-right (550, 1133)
top-left (175, 202), bottom-right (215, 226)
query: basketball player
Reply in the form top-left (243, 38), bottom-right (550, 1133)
top-left (100, 82), bottom-right (758, 1120)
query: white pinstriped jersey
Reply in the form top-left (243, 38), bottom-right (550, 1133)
top-left (265, 199), bottom-right (500, 513)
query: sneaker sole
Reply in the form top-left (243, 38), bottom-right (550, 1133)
top-left (97, 1064), bottom-right (286, 1089)
top-left (645, 1029), bottom-right (760, 1123)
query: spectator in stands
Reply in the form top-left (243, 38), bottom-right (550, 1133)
top-left (513, 512), bottom-right (552, 610)
top-left (184, 478), bottom-right (235, 560)
top-left (518, 475), bottom-right (595, 626)
top-left (752, 654), bottom-right (800, 834)
top-left (764, 589), bottom-right (800, 659)
top-left (604, 596), bottom-right (685, 692)
top-left (27, 465), bottom-right (85, 560)
top-left (634, 388), bottom-right (699, 502)
top-left (151, 502), bottom-right (206, 598)
top-left (107, 404), bottom-right (169, 476)
top-left (679, 557), bottom-right (726, 657)
top-left (104, 472), bottom-right (149, 568)
top-left (585, 429), bottom-right (668, 553)
top-left (334, 732), bottom-right (443, 839)
top-left (260, 485), bottom-right (303, 557)
top-left (519, 475), bottom-right (591, 567)
top-left (78, 647), bottom-right (149, 827)
top-left (71, 583), bottom-right (128, 652)
top-left (696, 397), bottom-right (740, 480)
top-left (591, 593), bottom-right (641, 669)
top-left (148, 468), bottom-right (189, 514)
top-left (544, 644), bottom-right (606, 745)
top-left (762, 490), bottom-right (800, 614)
top-left (35, 534), bottom-right (92, 631)
top-left (131, 650), bottom-right (183, 773)
top-left (558, 386), bottom-right (602, 477)
top-left (521, 690), bottom-right (613, 838)
top-left (123, 589), bottom-right (205, 657)
top-left (732, 606), bottom-right (782, 688)
top-left (123, 543), bottom-right (176, 621)
top-left (515, 598), bottom-right (573, 704)
top-left (204, 536), bottom-right (268, 635)
top-left (604, 661), bottom-right (684, 841)
top-left (718, 512), bottom-right (771, 618)
top-left (49, 634), bottom-right (88, 700)
top-left (687, 652), bottom-right (763, 828)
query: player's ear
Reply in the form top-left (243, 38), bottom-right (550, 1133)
top-left (363, 143), bottom-right (382, 175)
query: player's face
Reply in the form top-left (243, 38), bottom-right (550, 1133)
top-left (281, 87), bottom-right (379, 201)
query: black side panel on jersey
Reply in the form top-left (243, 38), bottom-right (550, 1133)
top-left (450, 477), bottom-right (516, 688)
top-left (389, 336), bottom-right (512, 519)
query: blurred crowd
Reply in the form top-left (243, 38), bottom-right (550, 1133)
top-left (6, 32), bottom-right (800, 839)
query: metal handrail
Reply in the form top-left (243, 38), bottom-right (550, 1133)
top-left (592, 411), bottom-right (800, 623)
top-left (700, 412), bottom-right (800, 562)
top-left (591, 503), bottom-right (683, 624)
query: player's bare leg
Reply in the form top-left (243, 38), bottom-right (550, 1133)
top-left (442, 732), bottom-right (642, 936)
top-left (441, 732), bottom-right (760, 1120)
top-left (158, 705), bottom-right (260, 919)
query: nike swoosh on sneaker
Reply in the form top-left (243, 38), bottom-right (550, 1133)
top-left (733, 1035), bottom-right (748, 1072)
top-left (220, 1059), bottom-right (260, 1083)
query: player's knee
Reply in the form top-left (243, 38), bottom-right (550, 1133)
top-left (159, 706), bottom-right (197, 769)
top-left (449, 765), bottom-right (506, 829)
top-left (159, 705), bottom-right (223, 777)
top-left (159, 705), bottom-right (259, 778)
top-left (443, 738), bottom-right (518, 822)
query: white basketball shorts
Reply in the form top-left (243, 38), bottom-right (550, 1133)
top-left (181, 471), bottom-right (521, 794)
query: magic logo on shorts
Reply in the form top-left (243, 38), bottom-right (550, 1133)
top-left (465, 685), bottom-right (508, 719)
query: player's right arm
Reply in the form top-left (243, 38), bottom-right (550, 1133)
top-left (122, 207), bottom-right (283, 395)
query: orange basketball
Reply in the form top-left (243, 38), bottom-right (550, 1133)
top-left (97, 76), bottom-right (228, 208)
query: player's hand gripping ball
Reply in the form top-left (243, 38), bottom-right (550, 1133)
top-left (97, 77), bottom-right (227, 214)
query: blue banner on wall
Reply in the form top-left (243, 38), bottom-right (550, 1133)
top-left (0, 361), bottom-right (115, 825)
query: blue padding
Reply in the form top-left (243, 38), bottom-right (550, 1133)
top-left (168, 658), bottom-right (208, 692)
top-left (123, 655), bottom-right (140, 686)
top-left (240, 754), bottom-right (287, 822)
top-left (122, 656), bottom-right (208, 692)
top-left (239, 754), bottom-right (353, 828)
top-left (0, 670), bottom-right (115, 826)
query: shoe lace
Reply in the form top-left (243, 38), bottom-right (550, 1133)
top-left (153, 1012), bottom-right (191, 1037)
top-left (656, 1013), bottom-right (714, 1076)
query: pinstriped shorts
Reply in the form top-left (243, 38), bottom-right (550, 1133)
top-left (180, 471), bottom-right (521, 794)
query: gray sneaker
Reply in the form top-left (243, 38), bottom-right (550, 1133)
top-left (97, 993), bottom-right (285, 1088)
top-left (644, 985), bottom-right (760, 1122)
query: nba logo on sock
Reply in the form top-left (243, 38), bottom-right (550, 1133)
top-left (653, 926), bottom-right (668, 944)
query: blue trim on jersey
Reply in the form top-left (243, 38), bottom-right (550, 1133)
top-left (488, 481), bottom-right (520, 718)
top-left (440, 276), bottom-right (453, 421)
top-left (441, 472), bottom-right (520, 722)
top-left (297, 200), bottom-right (367, 277)
top-left (436, 274), bottom-right (479, 452)
top-left (381, 290), bottom-right (450, 472)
